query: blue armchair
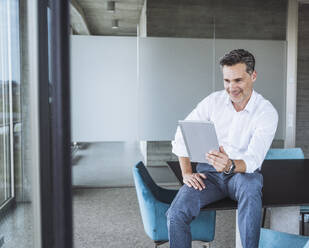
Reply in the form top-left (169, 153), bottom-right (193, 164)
top-left (133, 161), bottom-right (216, 247)
top-left (264, 148), bottom-right (308, 235)
top-left (259, 228), bottom-right (309, 248)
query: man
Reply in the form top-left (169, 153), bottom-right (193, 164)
top-left (166, 49), bottom-right (278, 248)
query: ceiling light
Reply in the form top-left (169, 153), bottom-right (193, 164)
top-left (112, 19), bottom-right (119, 29)
top-left (107, 1), bottom-right (115, 12)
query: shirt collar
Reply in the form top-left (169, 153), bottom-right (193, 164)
top-left (243, 90), bottom-right (256, 113)
top-left (225, 90), bottom-right (256, 113)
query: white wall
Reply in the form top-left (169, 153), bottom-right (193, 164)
top-left (71, 36), bottom-right (138, 141)
top-left (71, 36), bottom-right (286, 142)
top-left (138, 37), bottom-right (214, 140)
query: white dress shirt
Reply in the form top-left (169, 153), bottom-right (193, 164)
top-left (172, 90), bottom-right (278, 173)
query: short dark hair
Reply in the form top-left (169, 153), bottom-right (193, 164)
top-left (219, 49), bottom-right (255, 75)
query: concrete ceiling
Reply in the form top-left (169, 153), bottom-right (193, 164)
top-left (146, 0), bottom-right (287, 40)
top-left (71, 0), bottom-right (288, 39)
top-left (70, 0), bottom-right (144, 36)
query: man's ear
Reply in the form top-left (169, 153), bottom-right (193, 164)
top-left (251, 70), bottom-right (257, 82)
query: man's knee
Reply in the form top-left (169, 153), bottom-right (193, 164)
top-left (166, 205), bottom-right (189, 225)
top-left (166, 185), bottom-right (201, 224)
top-left (234, 173), bottom-right (263, 200)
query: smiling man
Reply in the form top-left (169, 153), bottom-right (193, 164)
top-left (167, 49), bottom-right (278, 248)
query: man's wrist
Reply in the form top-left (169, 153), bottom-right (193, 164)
top-left (182, 172), bottom-right (193, 177)
top-left (224, 159), bottom-right (232, 172)
top-left (224, 159), bottom-right (236, 174)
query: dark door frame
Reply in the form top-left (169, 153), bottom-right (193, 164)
top-left (38, 0), bottom-right (72, 247)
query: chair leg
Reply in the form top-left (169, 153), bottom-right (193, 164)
top-left (302, 213), bottom-right (305, 235)
top-left (262, 208), bottom-right (267, 227)
top-left (154, 241), bottom-right (168, 247)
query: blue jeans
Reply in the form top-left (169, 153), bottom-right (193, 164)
top-left (166, 163), bottom-right (263, 248)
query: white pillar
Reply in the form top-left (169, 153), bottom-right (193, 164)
top-left (28, 0), bottom-right (42, 248)
top-left (138, 0), bottom-right (147, 37)
top-left (285, 0), bottom-right (299, 148)
top-left (270, 207), bottom-right (300, 234)
top-left (235, 210), bottom-right (243, 248)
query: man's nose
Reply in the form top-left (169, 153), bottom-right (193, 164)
top-left (229, 82), bottom-right (237, 90)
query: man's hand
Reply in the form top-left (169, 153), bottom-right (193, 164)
top-left (183, 173), bottom-right (206, 190)
top-left (206, 146), bottom-right (232, 173)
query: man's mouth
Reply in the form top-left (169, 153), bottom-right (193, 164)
top-left (230, 91), bottom-right (241, 97)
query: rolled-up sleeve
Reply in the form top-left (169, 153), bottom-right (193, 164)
top-left (242, 108), bottom-right (278, 173)
top-left (172, 126), bottom-right (189, 157)
top-left (171, 96), bottom-right (211, 157)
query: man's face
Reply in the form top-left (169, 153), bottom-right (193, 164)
top-left (223, 63), bottom-right (256, 106)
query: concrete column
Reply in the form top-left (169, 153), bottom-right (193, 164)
top-left (235, 211), bottom-right (243, 248)
top-left (285, 0), bottom-right (299, 148)
top-left (27, 0), bottom-right (42, 247)
top-left (236, 207), bottom-right (300, 248)
top-left (270, 207), bottom-right (300, 234)
top-left (138, 0), bottom-right (147, 37)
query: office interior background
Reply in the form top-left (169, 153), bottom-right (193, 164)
top-left (0, 0), bottom-right (309, 247)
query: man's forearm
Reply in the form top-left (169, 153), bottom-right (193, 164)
top-left (179, 156), bottom-right (206, 190)
top-left (233, 159), bottom-right (246, 173)
top-left (180, 156), bottom-right (247, 174)
top-left (179, 157), bottom-right (192, 176)
top-left (207, 147), bottom-right (247, 173)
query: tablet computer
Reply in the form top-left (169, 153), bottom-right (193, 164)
top-left (178, 120), bottom-right (219, 163)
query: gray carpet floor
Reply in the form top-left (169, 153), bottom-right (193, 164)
top-left (0, 189), bottom-right (308, 247)
top-left (73, 187), bottom-right (217, 248)
top-left (73, 187), bottom-right (309, 248)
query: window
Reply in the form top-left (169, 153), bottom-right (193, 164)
top-left (0, 0), bottom-right (21, 209)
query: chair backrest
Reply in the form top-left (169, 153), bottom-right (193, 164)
top-left (133, 162), bottom-right (159, 239)
top-left (265, 148), bottom-right (304, 160)
top-left (133, 161), bottom-right (163, 199)
top-left (133, 161), bottom-right (216, 243)
top-left (259, 228), bottom-right (309, 248)
top-left (304, 240), bottom-right (309, 248)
